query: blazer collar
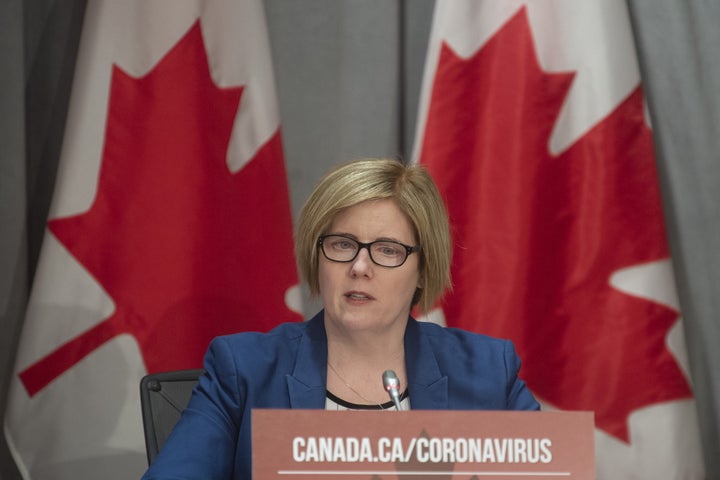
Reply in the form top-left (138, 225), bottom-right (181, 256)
top-left (286, 312), bottom-right (449, 410)
top-left (286, 311), bottom-right (328, 408)
top-left (404, 317), bottom-right (448, 409)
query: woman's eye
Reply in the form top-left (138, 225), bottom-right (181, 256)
top-left (378, 244), bottom-right (401, 256)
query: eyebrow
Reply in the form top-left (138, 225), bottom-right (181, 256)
top-left (327, 232), bottom-right (412, 244)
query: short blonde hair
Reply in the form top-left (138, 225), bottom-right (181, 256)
top-left (295, 158), bottom-right (452, 313)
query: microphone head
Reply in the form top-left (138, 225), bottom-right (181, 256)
top-left (382, 370), bottom-right (400, 392)
top-left (381, 370), bottom-right (403, 410)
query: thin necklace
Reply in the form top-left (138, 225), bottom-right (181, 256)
top-left (327, 361), bottom-right (385, 408)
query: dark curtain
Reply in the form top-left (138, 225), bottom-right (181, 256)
top-left (0, 1), bottom-right (87, 478)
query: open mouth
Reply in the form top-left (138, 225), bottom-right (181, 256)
top-left (346, 292), bottom-right (372, 300)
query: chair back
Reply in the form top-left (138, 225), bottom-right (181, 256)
top-left (139, 369), bottom-right (204, 464)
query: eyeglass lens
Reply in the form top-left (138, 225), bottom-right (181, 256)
top-left (320, 235), bottom-right (412, 267)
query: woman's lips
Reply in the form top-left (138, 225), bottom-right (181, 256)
top-left (345, 291), bottom-right (373, 300)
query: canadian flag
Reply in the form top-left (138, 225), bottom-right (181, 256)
top-left (413, 1), bottom-right (705, 478)
top-left (3, 1), bottom-right (301, 478)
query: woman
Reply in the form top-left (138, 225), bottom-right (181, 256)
top-left (141, 158), bottom-right (539, 479)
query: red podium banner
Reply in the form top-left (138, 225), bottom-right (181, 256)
top-left (253, 409), bottom-right (594, 479)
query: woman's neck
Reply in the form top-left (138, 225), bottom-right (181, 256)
top-left (325, 329), bottom-right (407, 406)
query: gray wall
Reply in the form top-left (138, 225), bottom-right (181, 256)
top-left (265, 0), bottom-right (434, 314)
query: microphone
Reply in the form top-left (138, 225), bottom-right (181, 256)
top-left (382, 370), bottom-right (402, 411)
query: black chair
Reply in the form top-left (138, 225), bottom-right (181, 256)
top-left (139, 369), bottom-right (204, 465)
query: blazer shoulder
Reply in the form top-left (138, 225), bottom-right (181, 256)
top-left (417, 319), bottom-right (510, 350)
top-left (214, 320), bottom-right (307, 347)
top-left (205, 320), bottom-right (310, 374)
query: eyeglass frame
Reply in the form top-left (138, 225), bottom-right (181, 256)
top-left (317, 234), bottom-right (421, 268)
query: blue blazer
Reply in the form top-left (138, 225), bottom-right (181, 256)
top-left (142, 311), bottom-right (539, 479)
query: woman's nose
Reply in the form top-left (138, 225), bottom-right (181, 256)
top-left (349, 247), bottom-right (373, 276)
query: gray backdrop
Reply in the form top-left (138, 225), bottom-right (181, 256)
top-left (628, 0), bottom-right (720, 476)
top-left (1, 0), bottom-right (718, 478)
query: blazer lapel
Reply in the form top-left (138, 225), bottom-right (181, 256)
top-left (286, 312), bottom-right (328, 409)
top-left (285, 313), bottom-right (449, 409)
top-left (404, 317), bottom-right (449, 409)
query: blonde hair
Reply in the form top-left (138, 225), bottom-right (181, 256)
top-left (295, 158), bottom-right (452, 313)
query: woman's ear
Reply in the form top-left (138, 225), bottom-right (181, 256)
top-left (411, 286), bottom-right (422, 306)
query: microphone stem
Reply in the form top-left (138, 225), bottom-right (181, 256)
top-left (390, 393), bottom-right (401, 411)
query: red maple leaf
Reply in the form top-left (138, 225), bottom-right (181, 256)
top-left (20, 21), bottom-right (301, 396)
top-left (419, 8), bottom-right (692, 442)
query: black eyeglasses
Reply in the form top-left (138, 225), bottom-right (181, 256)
top-left (318, 234), bottom-right (420, 268)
